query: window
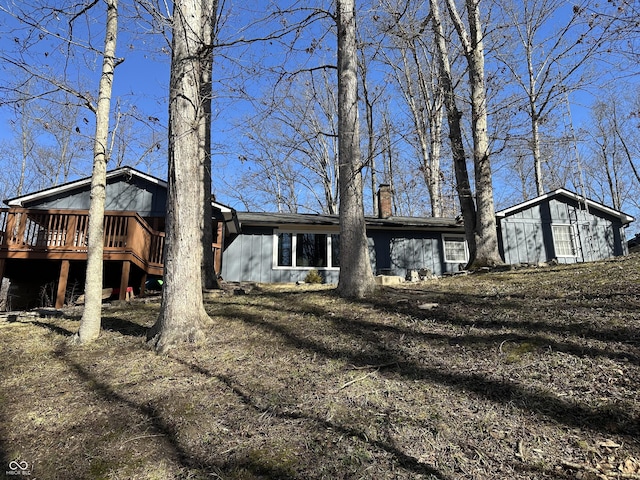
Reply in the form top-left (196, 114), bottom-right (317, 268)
top-left (277, 232), bottom-right (293, 266)
top-left (552, 225), bottom-right (576, 257)
top-left (275, 231), bottom-right (340, 268)
top-left (331, 234), bottom-right (340, 267)
top-left (443, 235), bottom-right (468, 263)
top-left (297, 233), bottom-right (327, 267)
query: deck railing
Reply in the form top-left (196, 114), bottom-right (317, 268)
top-left (0, 208), bottom-right (165, 273)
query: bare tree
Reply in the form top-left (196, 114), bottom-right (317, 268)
top-left (336, 0), bottom-right (376, 298)
top-left (429, 0), bottom-right (477, 259)
top-left (584, 90), bottom-right (640, 211)
top-left (76, 0), bottom-right (120, 344)
top-left (200, 0), bottom-right (220, 290)
top-left (377, 2), bottom-right (447, 217)
top-left (494, 0), bottom-right (615, 196)
top-left (234, 68), bottom-right (340, 214)
top-left (444, 0), bottom-right (503, 267)
top-left (147, 0), bottom-right (216, 353)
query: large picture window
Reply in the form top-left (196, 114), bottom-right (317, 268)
top-left (443, 235), bottom-right (468, 263)
top-left (552, 225), bottom-right (576, 257)
top-left (275, 231), bottom-right (340, 268)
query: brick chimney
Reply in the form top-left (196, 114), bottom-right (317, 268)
top-left (377, 184), bottom-right (392, 219)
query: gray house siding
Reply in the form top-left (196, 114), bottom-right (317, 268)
top-left (221, 227), bottom-right (456, 283)
top-left (222, 226), bottom-right (341, 284)
top-left (498, 194), bottom-right (629, 265)
top-left (18, 176), bottom-right (167, 218)
top-left (378, 233), bottom-right (449, 277)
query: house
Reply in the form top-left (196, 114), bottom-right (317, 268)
top-left (220, 185), bottom-right (468, 283)
top-left (1, 168), bottom-right (634, 310)
top-left (496, 189), bottom-right (634, 265)
top-left (0, 167), bottom-right (237, 309)
top-left (221, 186), bottom-right (635, 282)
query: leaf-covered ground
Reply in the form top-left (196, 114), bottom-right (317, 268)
top-left (1, 254), bottom-right (639, 479)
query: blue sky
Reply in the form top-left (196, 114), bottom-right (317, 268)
top-left (0, 1), bottom-right (639, 226)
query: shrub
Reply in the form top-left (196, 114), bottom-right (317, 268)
top-left (304, 269), bottom-right (323, 284)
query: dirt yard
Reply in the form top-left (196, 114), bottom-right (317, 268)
top-left (1, 254), bottom-right (639, 479)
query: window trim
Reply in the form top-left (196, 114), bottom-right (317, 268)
top-left (273, 229), bottom-right (340, 270)
top-left (552, 224), bottom-right (577, 258)
top-left (442, 234), bottom-right (469, 264)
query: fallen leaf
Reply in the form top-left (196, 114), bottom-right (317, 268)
top-left (599, 440), bottom-right (621, 448)
top-left (418, 303), bottom-right (439, 310)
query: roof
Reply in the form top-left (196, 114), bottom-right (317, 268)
top-left (236, 211), bottom-right (464, 231)
top-left (496, 188), bottom-right (635, 225)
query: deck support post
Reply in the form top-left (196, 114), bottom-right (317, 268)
top-left (139, 272), bottom-right (147, 297)
top-left (119, 261), bottom-right (131, 301)
top-left (0, 258), bottom-right (5, 311)
top-left (56, 260), bottom-right (70, 309)
top-left (0, 258), bottom-right (5, 290)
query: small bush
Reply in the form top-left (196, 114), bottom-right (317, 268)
top-left (304, 269), bottom-right (323, 284)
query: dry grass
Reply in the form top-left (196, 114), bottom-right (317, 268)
top-left (1, 254), bottom-right (640, 479)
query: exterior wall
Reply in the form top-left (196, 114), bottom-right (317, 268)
top-left (222, 226), bottom-right (340, 284)
top-left (372, 232), bottom-right (457, 277)
top-left (21, 176), bottom-right (166, 217)
top-left (221, 227), bottom-right (459, 283)
top-left (499, 196), bottom-right (628, 265)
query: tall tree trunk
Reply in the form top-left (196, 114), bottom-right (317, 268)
top-left (445, 0), bottom-right (503, 267)
top-left (361, 61), bottom-right (378, 218)
top-left (147, 0), bottom-right (211, 353)
top-left (336, 0), bottom-right (376, 298)
top-left (200, 0), bottom-right (220, 290)
top-left (527, 45), bottom-right (545, 196)
top-left (75, 0), bottom-right (118, 344)
top-left (430, 0), bottom-right (477, 260)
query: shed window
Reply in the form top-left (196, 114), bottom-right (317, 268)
top-left (552, 225), bottom-right (576, 257)
top-left (443, 235), bottom-right (468, 263)
top-left (275, 232), bottom-right (339, 268)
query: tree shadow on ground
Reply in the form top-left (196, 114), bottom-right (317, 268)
top-left (24, 316), bottom-right (147, 338)
top-left (362, 289), bottom-right (640, 346)
top-left (226, 289), bottom-right (640, 366)
top-left (49, 343), bottom-right (298, 479)
top-left (215, 293), bottom-right (640, 443)
top-left (171, 356), bottom-right (448, 479)
top-left (101, 316), bottom-right (148, 337)
top-left (50, 345), bottom-right (225, 478)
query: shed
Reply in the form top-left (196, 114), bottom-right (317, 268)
top-left (496, 189), bottom-right (634, 265)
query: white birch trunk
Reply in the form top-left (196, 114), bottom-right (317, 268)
top-left (76, 0), bottom-right (118, 344)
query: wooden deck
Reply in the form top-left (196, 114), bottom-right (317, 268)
top-left (0, 208), bottom-right (166, 308)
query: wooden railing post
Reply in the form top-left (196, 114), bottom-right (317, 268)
top-left (15, 211), bottom-right (27, 245)
top-left (4, 210), bottom-right (17, 245)
top-left (65, 214), bottom-right (78, 247)
top-left (0, 258), bottom-right (5, 286)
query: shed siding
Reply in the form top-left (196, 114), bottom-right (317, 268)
top-left (499, 195), bottom-right (628, 265)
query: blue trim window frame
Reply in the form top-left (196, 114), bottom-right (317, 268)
top-left (274, 230), bottom-right (340, 269)
top-left (442, 234), bottom-right (469, 264)
top-left (552, 224), bottom-right (577, 257)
